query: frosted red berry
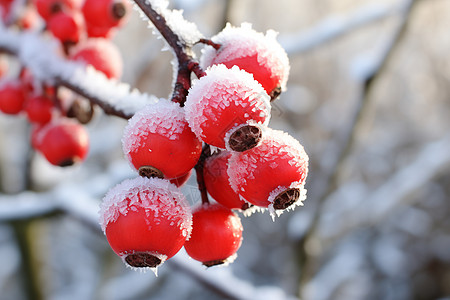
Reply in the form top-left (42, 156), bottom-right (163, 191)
top-left (203, 151), bottom-right (249, 210)
top-left (184, 203), bottom-right (243, 267)
top-left (185, 64), bottom-right (271, 151)
top-left (201, 23), bottom-right (289, 100)
top-left (82, 0), bottom-right (129, 30)
top-left (24, 95), bottom-right (54, 124)
top-left (34, 118), bottom-right (89, 166)
top-left (169, 170), bottom-right (192, 187)
top-left (123, 100), bottom-right (202, 179)
top-left (33, 0), bottom-right (82, 21)
top-left (70, 38), bottom-right (123, 79)
top-left (47, 11), bottom-right (84, 44)
top-left (99, 177), bottom-right (192, 270)
top-left (228, 128), bottom-right (309, 217)
top-left (0, 80), bottom-right (26, 115)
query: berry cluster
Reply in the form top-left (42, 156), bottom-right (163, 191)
top-left (99, 23), bottom-right (309, 272)
top-left (0, 0), bottom-right (130, 166)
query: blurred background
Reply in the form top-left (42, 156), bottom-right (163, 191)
top-left (1, 0), bottom-right (450, 299)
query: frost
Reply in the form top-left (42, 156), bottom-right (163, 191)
top-left (185, 64), bottom-right (271, 147)
top-left (200, 23), bottom-right (290, 92)
top-left (227, 128), bottom-right (309, 216)
top-left (267, 181), bottom-right (307, 221)
top-left (134, 0), bottom-right (203, 46)
top-left (122, 100), bottom-right (189, 165)
top-left (99, 177), bottom-right (192, 238)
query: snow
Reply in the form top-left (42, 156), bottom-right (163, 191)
top-left (99, 177), bottom-right (192, 239)
top-left (184, 64), bottom-right (271, 146)
top-left (122, 99), bottom-right (189, 164)
top-left (200, 23), bottom-right (290, 92)
top-left (134, 0), bottom-right (203, 46)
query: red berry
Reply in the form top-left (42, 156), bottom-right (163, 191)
top-left (185, 64), bottom-right (271, 151)
top-left (169, 169), bottom-right (192, 187)
top-left (203, 151), bottom-right (248, 210)
top-left (122, 100), bottom-right (202, 179)
top-left (0, 56), bottom-right (8, 78)
top-left (82, 0), bottom-right (129, 29)
top-left (34, 118), bottom-right (89, 166)
top-left (99, 177), bottom-right (192, 270)
top-left (85, 23), bottom-right (115, 38)
top-left (33, 0), bottom-right (82, 21)
top-left (201, 23), bottom-right (290, 99)
top-left (47, 11), bottom-right (84, 44)
top-left (17, 5), bottom-right (40, 30)
top-left (184, 203), bottom-right (243, 267)
top-left (70, 38), bottom-right (123, 79)
top-left (0, 80), bottom-right (26, 115)
top-left (24, 95), bottom-right (54, 124)
top-left (228, 128), bottom-right (309, 217)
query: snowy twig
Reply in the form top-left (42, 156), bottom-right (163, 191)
top-left (133, 0), bottom-right (206, 105)
top-left (297, 0), bottom-right (420, 292)
top-left (0, 25), bottom-right (154, 119)
top-left (279, 0), bottom-right (410, 54)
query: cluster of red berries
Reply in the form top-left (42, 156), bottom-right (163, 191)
top-left (99, 23), bottom-right (309, 272)
top-left (0, 0), bottom-right (130, 166)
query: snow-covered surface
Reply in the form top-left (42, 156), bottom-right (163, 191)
top-left (133, 0), bottom-right (203, 45)
top-left (201, 23), bottom-right (290, 92)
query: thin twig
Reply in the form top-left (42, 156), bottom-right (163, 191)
top-left (297, 0), bottom-right (420, 293)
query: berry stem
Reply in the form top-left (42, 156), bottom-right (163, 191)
top-left (197, 38), bottom-right (221, 50)
top-left (194, 144), bottom-right (212, 205)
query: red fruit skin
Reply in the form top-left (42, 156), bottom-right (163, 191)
top-left (71, 39), bottom-right (123, 79)
top-left (0, 81), bottom-right (26, 115)
top-left (82, 0), bottom-right (129, 29)
top-left (228, 130), bottom-right (308, 208)
top-left (203, 151), bottom-right (248, 210)
top-left (212, 55), bottom-right (279, 96)
top-left (47, 11), bottom-right (84, 44)
top-left (129, 128), bottom-right (202, 179)
top-left (36, 119), bottom-right (89, 166)
top-left (184, 203), bottom-right (243, 265)
top-left (34, 0), bottom-right (82, 21)
top-left (106, 206), bottom-right (188, 260)
top-left (24, 95), bottom-right (54, 124)
top-left (169, 170), bottom-right (192, 187)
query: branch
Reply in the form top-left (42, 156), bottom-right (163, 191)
top-left (279, 0), bottom-right (410, 55)
top-left (297, 0), bottom-right (420, 292)
top-left (0, 25), bottom-right (155, 119)
top-left (133, 0), bottom-right (207, 105)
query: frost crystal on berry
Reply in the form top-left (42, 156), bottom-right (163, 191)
top-left (184, 64), bottom-right (271, 150)
top-left (200, 23), bottom-right (290, 99)
top-left (227, 128), bottom-right (309, 219)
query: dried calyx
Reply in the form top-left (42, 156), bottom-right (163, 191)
top-left (273, 188), bottom-right (300, 210)
top-left (138, 166), bottom-right (164, 179)
top-left (125, 252), bottom-right (162, 268)
top-left (228, 124), bottom-right (262, 152)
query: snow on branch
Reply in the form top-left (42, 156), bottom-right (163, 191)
top-left (278, 0), bottom-right (410, 55)
top-left (0, 24), bottom-right (156, 119)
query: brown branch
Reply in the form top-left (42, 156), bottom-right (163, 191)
top-left (194, 144), bottom-right (212, 205)
top-left (133, 0), bottom-right (207, 106)
top-left (297, 0), bottom-right (421, 294)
